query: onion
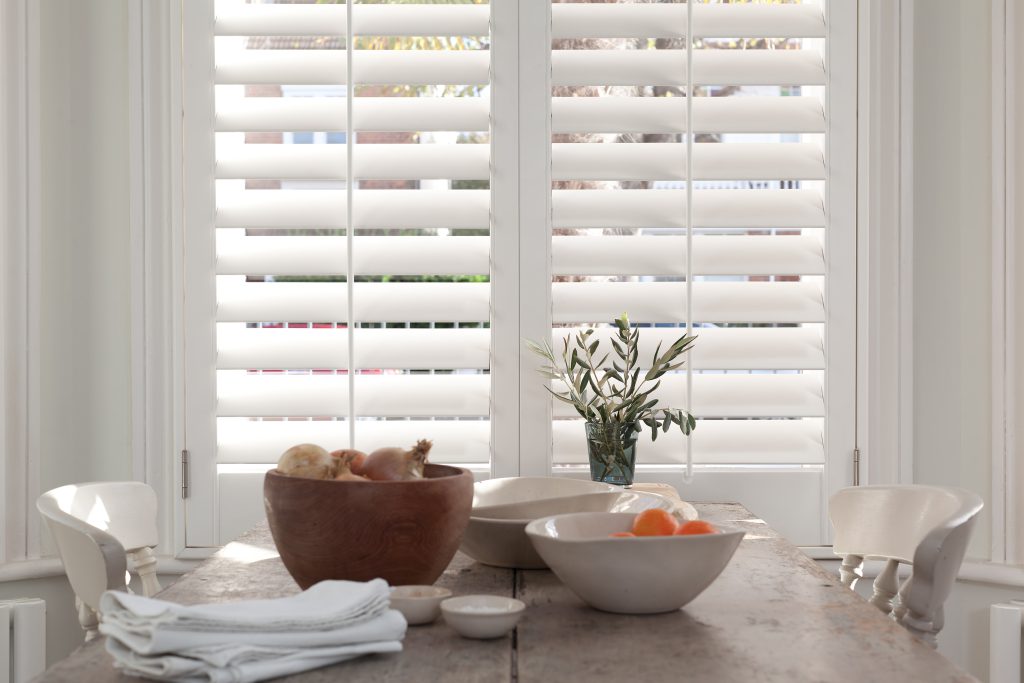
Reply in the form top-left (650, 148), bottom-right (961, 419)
top-left (330, 449), bottom-right (367, 475)
top-left (277, 443), bottom-right (335, 479)
top-left (332, 450), bottom-right (370, 482)
top-left (361, 439), bottom-right (433, 481)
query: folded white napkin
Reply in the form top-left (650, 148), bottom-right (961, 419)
top-left (98, 580), bottom-right (406, 683)
top-left (105, 636), bottom-right (402, 683)
top-left (100, 580), bottom-right (392, 643)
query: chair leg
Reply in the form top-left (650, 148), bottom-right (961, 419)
top-left (75, 597), bottom-right (100, 641)
top-left (129, 547), bottom-right (161, 597)
top-left (892, 574), bottom-right (912, 621)
top-left (869, 559), bottom-right (901, 614)
top-left (839, 554), bottom-right (864, 589)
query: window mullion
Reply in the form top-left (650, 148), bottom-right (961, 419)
top-left (516, 0), bottom-right (553, 477)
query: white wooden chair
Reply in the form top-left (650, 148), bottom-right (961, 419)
top-left (829, 485), bottom-right (982, 647)
top-left (37, 482), bottom-right (161, 640)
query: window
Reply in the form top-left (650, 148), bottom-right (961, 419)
top-left (182, 0), bottom-right (855, 548)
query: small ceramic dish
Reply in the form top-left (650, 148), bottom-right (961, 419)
top-left (389, 585), bottom-right (452, 626)
top-left (440, 595), bottom-right (526, 639)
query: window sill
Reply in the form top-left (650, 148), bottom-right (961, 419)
top-left (0, 555), bottom-right (200, 584)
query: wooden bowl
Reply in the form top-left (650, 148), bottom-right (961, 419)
top-left (264, 464), bottom-right (473, 589)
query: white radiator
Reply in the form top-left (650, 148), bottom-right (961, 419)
top-left (0, 599), bottom-right (45, 683)
top-left (991, 601), bottom-right (1024, 683)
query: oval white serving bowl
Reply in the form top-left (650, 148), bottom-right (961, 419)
top-left (462, 485), bottom-right (690, 569)
top-left (472, 477), bottom-right (616, 514)
top-left (440, 595), bottom-right (526, 639)
top-left (525, 512), bottom-right (744, 615)
top-left (389, 585), bottom-right (452, 626)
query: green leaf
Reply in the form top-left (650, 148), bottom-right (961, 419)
top-left (588, 340), bottom-right (600, 356)
top-left (543, 386), bottom-right (575, 405)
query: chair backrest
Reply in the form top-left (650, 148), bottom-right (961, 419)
top-left (36, 482), bottom-right (159, 612)
top-left (829, 485), bottom-right (983, 645)
top-left (831, 485), bottom-right (978, 563)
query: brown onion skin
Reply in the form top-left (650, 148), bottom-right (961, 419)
top-left (361, 440), bottom-right (433, 481)
top-left (330, 449), bottom-right (367, 475)
top-left (278, 444), bottom-right (335, 479)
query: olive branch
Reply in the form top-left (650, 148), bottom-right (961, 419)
top-left (523, 313), bottom-right (697, 442)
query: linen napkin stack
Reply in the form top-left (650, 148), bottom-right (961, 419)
top-left (98, 579), bottom-right (407, 683)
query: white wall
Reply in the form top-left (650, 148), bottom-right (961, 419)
top-left (37, 0), bottom-right (134, 496)
top-left (907, 1), bottom-right (1023, 680)
top-left (4, 0), bottom-right (136, 665)
top-left (912, 0), bottom-right (994, 562)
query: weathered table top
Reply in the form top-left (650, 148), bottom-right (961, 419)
top-left (38, 504), bottom-right (976, 683)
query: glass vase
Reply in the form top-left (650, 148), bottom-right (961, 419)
top-left (585, 422), bottom-right (638, 487)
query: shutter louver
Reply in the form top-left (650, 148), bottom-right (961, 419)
top-left (211, 0), bottom-right (493, 495)
top-left (549, 0), bottom-right (829, 468)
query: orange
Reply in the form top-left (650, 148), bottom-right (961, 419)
top-left (631, 509), bottom-right (678, 536)
top-left (674, 520), bottom-right (718, 535)
top-left (608, 532), bottom-right (636, 538)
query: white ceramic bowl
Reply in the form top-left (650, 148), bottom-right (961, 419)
top-left (389, 585), bottom-right (452, 626)
top-left (472, 477), bottom-right (617, 514)
top-left (462, 485), bottom-right (691, 569)
top-left (440, 595), bottom-right (526, 639)
top-left (525, 512), bottom-right (744, 614)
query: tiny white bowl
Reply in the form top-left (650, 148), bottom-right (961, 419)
top-left (525, 512), bottom-right (744, 615)
top-left (440, 595), bottom-right (526, 639)
top-left (389, 585), bottom-right (452, 626)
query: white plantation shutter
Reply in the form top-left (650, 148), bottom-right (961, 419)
top-left (545, 0), bottom-right (855, 546)
top-left (183, 0), bottom-right (855, 548)
top-left (183, 0), bottom-right (493, 546)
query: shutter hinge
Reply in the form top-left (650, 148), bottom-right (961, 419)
top-left (853, 448), bottom-right (861, 486)
top-left (181, 450), bottom-right (190, 499)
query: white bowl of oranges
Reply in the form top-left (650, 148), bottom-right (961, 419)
top-left (524, 509), bottom-right (744, 614)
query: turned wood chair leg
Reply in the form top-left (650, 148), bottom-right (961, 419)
top-left (129, 546), bottom-right (161, 597)
top-left (892, 574), bottom-right (912, 621)
top-left (76, 596), bottom-right (100, 641)
top-left (869, 559), bottom-right (900, 614)
top-left (839, 554), bottom-right (863, 589)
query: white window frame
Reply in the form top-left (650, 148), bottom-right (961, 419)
top-left (171, 0), bottom-right (858, 552)
top-left (0, 0), bottom-right (41, 567)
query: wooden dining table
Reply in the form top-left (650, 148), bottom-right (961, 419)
top-left (38, 503), bottom-right (976, 682)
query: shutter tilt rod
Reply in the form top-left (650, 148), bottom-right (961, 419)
top-left (181, 450), bottom-right (190, 499)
